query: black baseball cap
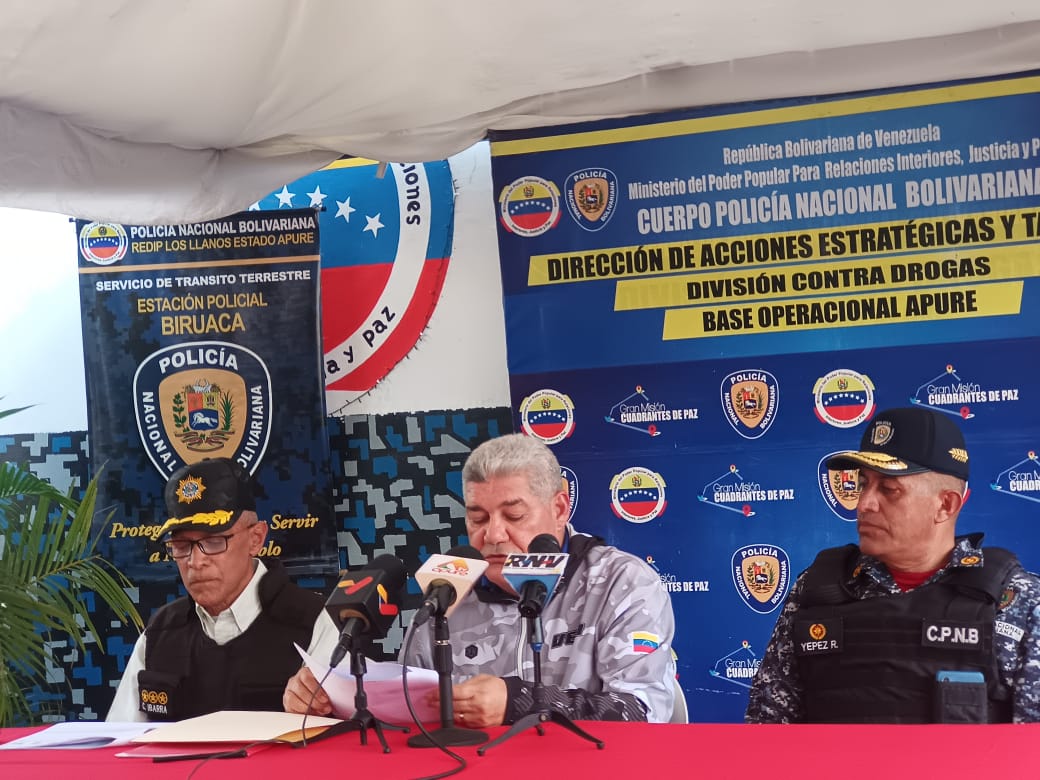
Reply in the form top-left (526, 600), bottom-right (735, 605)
top-left (158, 458), bottom-right (257, 537)
top-left (826, 406), bottom-right (969, 481)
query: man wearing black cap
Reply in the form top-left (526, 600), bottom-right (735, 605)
top-left (746, 406), bottom-right (1040, 724)
top-left (106, 457), bottom-right (324, 721)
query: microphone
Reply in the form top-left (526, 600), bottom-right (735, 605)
top-left (501, 533), bottom-right (569, 618)
top-left (325, 554), bottom-right (407, 667)
top-left (412, 545), bottom-right (489, 627)
top-left (406, 546), bottom-right (491, 749)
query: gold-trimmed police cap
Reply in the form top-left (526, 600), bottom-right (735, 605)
top-left (159, 458), bottom-right (256, 537)
top-left (826, 406), bottom-right (969, 481)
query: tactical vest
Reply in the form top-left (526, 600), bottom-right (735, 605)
top-left (138, 559), bottom-right (323, 721)
top-left (794, 542), bottom-right (1016, 724)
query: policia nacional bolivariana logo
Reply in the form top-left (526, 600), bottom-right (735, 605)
top-left (133, 341), bottom-right (273, 476)
top-left (731, 543), bottom-right (791, 615)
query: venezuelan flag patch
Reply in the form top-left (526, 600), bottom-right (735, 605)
top-left (631, 631), bottom-right (660, 654)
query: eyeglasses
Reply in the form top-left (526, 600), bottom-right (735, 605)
top-left (164, 530), bottom-right (243, 559)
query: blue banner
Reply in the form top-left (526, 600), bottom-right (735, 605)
top-left (490, 71), bottom-right (1040, 723)
top-left (77, 209), bottom-right (337, 582)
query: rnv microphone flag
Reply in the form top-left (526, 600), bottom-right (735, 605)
top-left (325, 553), bottom-right (407, 666)
top-left (413, 545), bottom-right (488, 626)
top-left (501, 533), bottom-right (569, 618)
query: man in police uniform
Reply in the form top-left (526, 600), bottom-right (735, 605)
top-left (107, 458), bottom-right (323, 721)
top-left (746, 406), bottom-right (1040, 723)
top-left (284, 433), bottom-right (677, 725)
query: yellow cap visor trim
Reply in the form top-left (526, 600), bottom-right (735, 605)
top-left (830, 451), bottom-right (913, 472)
top-left (157, 510), bottom-right (235, 537)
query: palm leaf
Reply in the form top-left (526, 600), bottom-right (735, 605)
top-left (0, 397), bottom-right (34, 421)
top-left (0, 462), bottom-right (143, 726)
top-left (0, 462), bottom-right (78, 514)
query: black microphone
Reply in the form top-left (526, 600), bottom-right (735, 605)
top-left (406, 545), bottom-right (492, 749)
top-left (502, 533), bottom-right (569, 618)
top-left (412, 545), bottom-right (488, 627)
top-left (527, 533), bottom-right (563, 554)
top-left (325, 554), bottom-right (407, 667)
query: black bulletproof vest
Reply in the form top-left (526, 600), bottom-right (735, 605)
top-left (138, 559), bottom-right (323, 721)
top-left (794, 541), bottom-right (1016, 724)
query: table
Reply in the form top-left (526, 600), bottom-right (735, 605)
top-left (1, 720), bottom-right (1036, 779)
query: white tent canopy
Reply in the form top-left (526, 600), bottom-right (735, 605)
top-left (5, 1), bottom-right (1040, 223)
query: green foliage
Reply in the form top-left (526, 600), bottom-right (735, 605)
top-left (0, 450), bottom-right (143, 725)
top-left (172, 391), bottom-right (186, 429)
top-left (0, 405), bottom-right (34, 421)
top-left (220, 391), bottom-right (234, 431)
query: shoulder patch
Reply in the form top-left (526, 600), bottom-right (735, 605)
top-left (631, 631), bottom-right (660, 654)
top-left (999, 586), bottom-right (1017, 611)
top-left (995, 620), bottom-right (1025, 643)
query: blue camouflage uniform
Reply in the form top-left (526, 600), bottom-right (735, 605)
top-left (746, 535), bottom-right (1040, 723)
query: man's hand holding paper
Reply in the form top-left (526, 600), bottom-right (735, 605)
top-left (293, 644), bottom-right (440, 724)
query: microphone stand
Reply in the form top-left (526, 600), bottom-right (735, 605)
top-left (337, 635), bottom-right (409, 753)
top-left (478, 611), bottom-right (604, 755)
top-left (408, 611), bottom-right (488, 747)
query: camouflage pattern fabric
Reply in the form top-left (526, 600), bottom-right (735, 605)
top-left (0, 407), bottom-right (512, 723)
top-left (401, 530), bottom-right (677, 723)
top-left (746, 536), bottom-right (1040, 723)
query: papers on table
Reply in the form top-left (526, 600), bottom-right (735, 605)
top-left (296, 644), bottom-right (440, 724)
top-left (0, 648), bottom-right (441, 754)
top-left (115, 741), bottom-right (273, 760)
top-left (0, 721), bottom-right (155, 750)
top-left (130, 710), bottom-right (343, 745)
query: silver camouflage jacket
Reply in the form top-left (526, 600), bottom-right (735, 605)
top-left (401, 530), bottom-right (677, 723)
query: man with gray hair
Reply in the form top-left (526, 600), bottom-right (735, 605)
top-left (284, 433), bottom-right (677, 725)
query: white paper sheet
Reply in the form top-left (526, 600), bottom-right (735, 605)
top-left (297, 644), bottom-right (441, 725)
top-left (0, 721), bottom-right (155, 750)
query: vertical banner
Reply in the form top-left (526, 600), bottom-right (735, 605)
top-left (489, 72), bottom-right (1040, 722)
top-left (77, 208), bottom-right (337, 581)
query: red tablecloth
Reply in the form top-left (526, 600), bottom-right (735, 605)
top-left (0, 720), bottom-right (1032, 779)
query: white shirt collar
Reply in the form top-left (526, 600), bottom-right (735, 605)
top-left (195, 558), bottom-right (268, 644)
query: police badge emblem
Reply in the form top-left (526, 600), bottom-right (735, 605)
top-left (564, 168), bottom-right (618, 231)
top-left (561, 465), bottom-right (579, 519)
top-left (818, 452), bottom-right (861, 522)
top-left (731, 543), bottom-right (791, 614)
top-left (720, 370), bottom-right (779, 439)
top-left (167, 374), bottom-right (244, 453)
top-left (134, 341), bottom-right (273, 476)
